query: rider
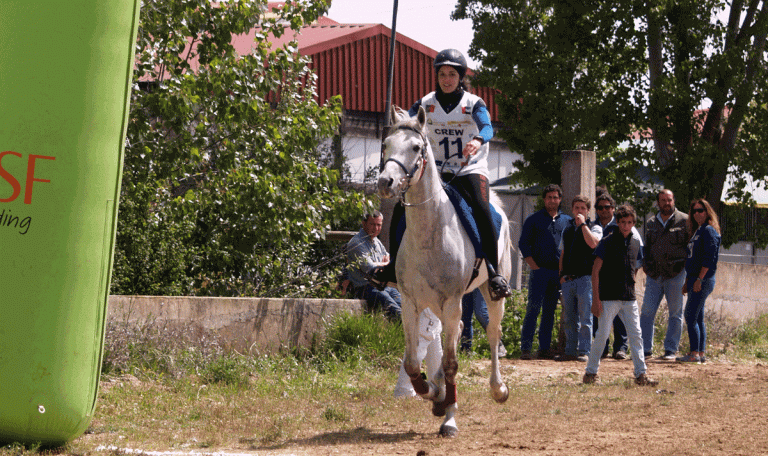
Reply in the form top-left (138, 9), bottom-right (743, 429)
top-left (376, 49), bottom-right (513, 301)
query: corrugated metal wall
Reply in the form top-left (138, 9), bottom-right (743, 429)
top-left (308, 36), bottom-right (500, 122)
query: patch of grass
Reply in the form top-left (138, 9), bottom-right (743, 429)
top-left (199, 354), bottom-right (251, 386)
top-left (322, 406), bottom-right (351, 422)
top-left (735, 313), bottom-right (768, 345)
top-left (728, 313), bottom-right (768, 358)
top-left (101, 317), bottom-right (227, 379)
top-left (315, 311), bottom-right (404, 368)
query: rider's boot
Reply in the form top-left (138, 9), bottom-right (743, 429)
top-left (487, 264), bottom-right (513, 300)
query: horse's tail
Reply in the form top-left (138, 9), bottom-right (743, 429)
top-left (490, 189), bottom-right (512, 281)
top-left (489, 188), bottom-right (503, 209)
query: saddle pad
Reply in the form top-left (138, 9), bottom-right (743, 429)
top-left (395, 184), bottom-right (502, 261)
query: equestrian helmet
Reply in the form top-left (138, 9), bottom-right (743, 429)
top-left (434, 49), bottom-right (467, 78)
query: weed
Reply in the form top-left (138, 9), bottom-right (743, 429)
top-left (315, 311), bottom-right (404, 368)
top-left (322, 406), bottom-right (351, 422)
top-left (735, 313), bottom-right (768, 346)
top-left (199, 355), bottom-right (250, 386)
top-left (102, 317), bottom-right (226, 379)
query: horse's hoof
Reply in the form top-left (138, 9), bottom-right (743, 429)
top-left (438, 424), bottom-right (458, 438)
top-left (492, 384), bottom-right (509, 403)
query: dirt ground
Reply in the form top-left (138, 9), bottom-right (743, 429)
top-left (241, 356), bottom-right (768, 456)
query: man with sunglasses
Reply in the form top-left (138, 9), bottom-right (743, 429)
top-left (592, 192), bottom-right (642, 360)
top-left (639, 189), bottom-right (689, 360)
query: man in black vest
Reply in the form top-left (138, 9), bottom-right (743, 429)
top-left (583, 205), bottom-right (658, 386)
top-left (555, 196), bottom-right (602, 362)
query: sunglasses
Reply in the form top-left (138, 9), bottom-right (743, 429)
top-left (693, 208), bottom-right (706, 214)
top-left (596, 205), bottom-right (613, 210)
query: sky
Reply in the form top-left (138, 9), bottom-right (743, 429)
top-left (325, 0), bottom-right (480, 68)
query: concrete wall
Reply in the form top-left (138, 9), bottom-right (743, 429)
top-left (720, 241), bottom-right (768, 266)
top-left (105, 262), bottom-right (767, 356)
top-left (635, 262), bottom-right (768, 322)
top-left (107, 295), bottom-right (365, 354)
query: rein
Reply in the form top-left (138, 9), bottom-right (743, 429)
top-left (382, 124), bottom-right (464, 207)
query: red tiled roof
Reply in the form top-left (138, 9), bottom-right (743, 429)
top-left (158, 4), bottom-right (500, 121)
top-left (244, 21), bottom-right (499, 120)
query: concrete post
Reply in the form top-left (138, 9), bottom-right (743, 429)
top-left (561, 150), bottom-right (597, 219)
top-left (558, 150), bottom-right (596, 351)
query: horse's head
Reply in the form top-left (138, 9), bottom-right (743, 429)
top-left (378, 105), bottom-right (429, 200)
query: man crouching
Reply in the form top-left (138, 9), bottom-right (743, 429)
top-left (583, 205), bottom-right (658, 386)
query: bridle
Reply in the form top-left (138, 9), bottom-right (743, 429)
top-left (380, 124), bottom-right (430, 206)
top-left (380, 123), bottom-right (469, 207)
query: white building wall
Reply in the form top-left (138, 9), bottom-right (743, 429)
top-left (335, 133), bottom-right (521, 184)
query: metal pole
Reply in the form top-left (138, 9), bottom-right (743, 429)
top-left (381, 0), bottom-right (399, 164)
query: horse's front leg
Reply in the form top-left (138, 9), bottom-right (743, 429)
top-left (482, 288), bottom-right (510, 403)
top-left (433, 300), bottom-right (461, 437)
top-left (402, 302), bottom-right (440, 401)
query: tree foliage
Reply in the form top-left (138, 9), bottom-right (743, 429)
top-left (112, 0), bottom-right (372, 297)
top-left (454, 0), bottom-right (768, 240)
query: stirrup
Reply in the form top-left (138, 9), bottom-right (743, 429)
top-left (489, 275), bottom-right (513, 300)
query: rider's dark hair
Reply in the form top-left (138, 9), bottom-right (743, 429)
top-left (434, 49), bottom-right (468, 93)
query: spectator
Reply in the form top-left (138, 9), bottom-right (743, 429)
top-left (640, 189), bottom-right (689, 360)
top-left (592, 192), bottom-right (642, 360)
top-left (345, 211), bottom-right (401, 320)
top-left (518, 184), bottom-right (572, 359)
top-left (583, 205), bottom-right (658, 386)
top-left (555, 196), bottom-right (602, 362)
top-left (678, 199), bottom-right (721, 364)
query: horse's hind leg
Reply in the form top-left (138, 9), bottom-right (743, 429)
top-left (482, 288), bottom-right (509, 403)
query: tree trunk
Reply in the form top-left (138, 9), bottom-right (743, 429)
top-left (647, 8), bottom-right (674, 168)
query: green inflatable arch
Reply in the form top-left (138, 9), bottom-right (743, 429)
top-left (0, 1), bottom-right (141, 445)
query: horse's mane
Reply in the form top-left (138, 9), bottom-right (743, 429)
top-left (389, 106), bottom-right (424, 135)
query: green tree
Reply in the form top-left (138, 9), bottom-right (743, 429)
top-left (454, 0), bottom-right (768, 236)
top-left (112, 0), bottom-right (372, 297)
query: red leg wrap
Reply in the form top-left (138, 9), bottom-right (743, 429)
top-left (445, 381), bottom-right (457, 405)
top-left (410, 372), bottom-right (429, 395)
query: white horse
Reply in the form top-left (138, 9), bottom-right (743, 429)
top-left (378, 105), bottom-right (510, 437)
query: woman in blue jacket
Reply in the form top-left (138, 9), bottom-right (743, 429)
top-left (678, 199), bottom-right (721, 363)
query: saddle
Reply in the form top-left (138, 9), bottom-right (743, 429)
top-left (393, 183), bottom-right (503, 262)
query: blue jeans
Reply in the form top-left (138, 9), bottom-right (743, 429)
top-left (561, 275), bottom-right (593, 356)
top-left (521, 267), bottom-right (560, 353)
top-left (640, 270), bottom-right (686, 354)
top-left (461, 288), bottom-right (489, 351)
top-left (586, 300), bottom-right (647, 378)
top-left (356, 284), bottom-right (402, 320)
top-left (684, 277), bottom-right (716, 353)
